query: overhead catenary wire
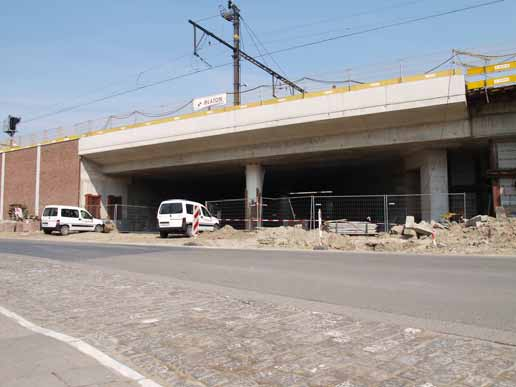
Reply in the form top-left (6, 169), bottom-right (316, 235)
top-left (21, 0), bottom-right (504, 125)
top-left (241, 16), bottom-right (287, 76)
top-left (424, 54), bottom-right (457, 74)
top-left (23, 62), bottom-right (233, 124)
top-left (260, 0), bottom-right (504, 58)
top-left (263, 0), bottom-right (428, 37)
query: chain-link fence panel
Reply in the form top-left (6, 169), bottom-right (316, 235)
top-left (386, 193), bottom-right (466, 225)
top-left (110, 205), bottom-right (158, 232)
top-left (206, 199), bottom-right (247, 229)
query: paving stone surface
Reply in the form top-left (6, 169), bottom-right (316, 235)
top-left (0, 255), bottom-right (516, 387)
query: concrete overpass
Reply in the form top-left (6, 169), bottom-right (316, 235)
top-left (78, 70), bottom-right (474, 219)
top-left (2, 68), bottom-right (515, 224)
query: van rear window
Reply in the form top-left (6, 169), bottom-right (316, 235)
top-left (159, 203), bottom-right (183, 214)
top-left (43, 207), bottom-right (58, 217)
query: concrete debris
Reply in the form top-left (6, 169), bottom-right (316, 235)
top-left (465, 215), bottom-right (489, 227)
top-left (411, 221), bottom-right (433, 236)
top-left (390, 225), bottom-right (404, 235)
top-left (431, 220), bottom-right (446, 230)
top-left (405, 216), bottom-right (415, 229)
top-left (496, 207), bottom-right (507, 220)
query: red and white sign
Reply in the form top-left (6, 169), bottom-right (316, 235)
top-left (193, 205), bottom-right (201, 236)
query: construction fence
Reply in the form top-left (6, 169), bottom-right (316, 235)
top-left (86, 193), bottom-right (469, 233)
top-left (207, 193), bottom-right (469, 232)
top-left (87, 204), bottom-right (159, 233)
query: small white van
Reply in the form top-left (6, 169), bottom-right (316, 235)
top-left (157, 199), bottom-right (220, 238)
top-left (41, 205), bottom-right (104, 236)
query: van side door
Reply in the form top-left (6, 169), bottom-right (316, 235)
top-left (80, 210), bottom-right (95, 230)
top-left (200, 206), bottom-right (215, 230)
top-left (60, 208), bottom-right (80, 231)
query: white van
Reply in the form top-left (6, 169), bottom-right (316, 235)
top-left (41, 205), bottom-right (104, 236)
top-left (157, 199), bottom-right (220, 238)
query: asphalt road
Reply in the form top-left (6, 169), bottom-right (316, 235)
top-left (2, 238), bottom-right (516, 342)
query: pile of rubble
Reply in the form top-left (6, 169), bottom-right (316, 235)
top-left (195, 214), bottom-right (516, 255)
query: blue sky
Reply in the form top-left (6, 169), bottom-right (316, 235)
top-left (1, 0), bottom-right (515, 136)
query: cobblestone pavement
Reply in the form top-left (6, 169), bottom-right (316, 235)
top-left (1, 255), bottom-right (516, 387)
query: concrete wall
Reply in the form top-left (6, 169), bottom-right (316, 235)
top-left (80, 158), bottom-right (129, 218)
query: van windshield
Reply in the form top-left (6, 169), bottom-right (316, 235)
top-left (159, 203), bottom-right (183, 214)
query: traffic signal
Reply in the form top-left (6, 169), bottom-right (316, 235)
top-left (5, 116), bottom-right (21, 137)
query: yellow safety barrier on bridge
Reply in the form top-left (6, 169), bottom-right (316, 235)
top-left (467, 61), bottom-right (516, 76)
top-left (467, 74), bottom-right (516, 90)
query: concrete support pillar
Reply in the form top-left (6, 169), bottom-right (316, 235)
top-left (245, 163), bottom-right (265, 229)
top-left (0, 153), bottom-right (5, 221)
top-left (406, 149), bottom-right (449, 221)
top-left (34, 145), bottom-right (41, 217)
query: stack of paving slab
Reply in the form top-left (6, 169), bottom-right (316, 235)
top-left (325, 219), bottom-right (378, 235)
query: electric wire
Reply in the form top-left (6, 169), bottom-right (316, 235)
top-left (241, 16), bottom-right (287, 76)
top-left (260, 0), bottom-right (504, 58)
top-left (23, 62), bottom-right (233, 124)
top-left (424, 54), bottom-right (457, 74)
top-left (264, 0), bottom-right (428, 36)
top-left (21, 0), bottom-right (504, 124)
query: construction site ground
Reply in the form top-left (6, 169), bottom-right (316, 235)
top-left (1, 216), bottom-right (516, 256)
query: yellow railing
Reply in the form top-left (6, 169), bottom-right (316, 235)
top-left (466, 60), bottom-right (516, 90)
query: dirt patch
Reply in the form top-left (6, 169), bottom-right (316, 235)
top-left (194, 218), bottom-right (516, 255)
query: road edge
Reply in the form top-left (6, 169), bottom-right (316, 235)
top-left (0, 305), bottom-right (164, 387)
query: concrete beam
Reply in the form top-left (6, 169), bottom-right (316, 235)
top-left (100, 119), bottom-right (471, 174)
top-left (79, 76), bottom-right (467, 157)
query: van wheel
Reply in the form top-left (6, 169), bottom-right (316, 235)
top-left (159, 231), bottom-right (168, 239)
top-left (60, 225), bottom-right (70, 236)
top-left (94, 225), bottom-right (103, 233)
top-left (213, 224), bottom-right (220, 231)
top-left (185, 224), bottom-right (194, 237)
top-left (43, 229), bottom-right (52, 235)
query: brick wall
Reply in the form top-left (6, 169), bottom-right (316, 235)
top-left (0, 154), bottom-right (3, 217)
top-left (3, 147), bottom-right (37, 219)
top-left (40, 140), bottom-right (80, 214)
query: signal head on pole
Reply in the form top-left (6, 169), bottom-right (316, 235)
top-left (5, 115), bottom-right (21, 137)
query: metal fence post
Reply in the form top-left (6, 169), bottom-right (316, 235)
top-left (463, 192), bottom-right (467, 219)
top-left (384, 195), bottom-right (389, 232)
top-left (310, 196), bottom-right (315, 230)
top-left (114, 204), bottom-right (118, 224)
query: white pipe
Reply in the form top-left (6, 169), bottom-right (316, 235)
top-left (34, 146), bottom-right (41, 217)
top-left (0, 153), bottom-right (5, 221)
